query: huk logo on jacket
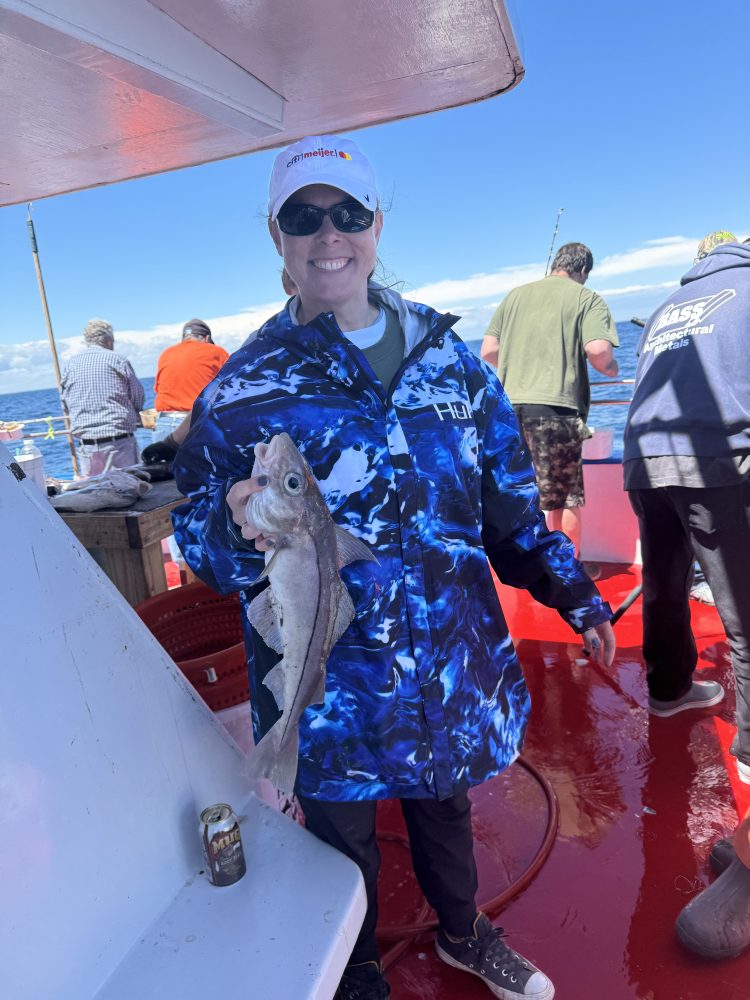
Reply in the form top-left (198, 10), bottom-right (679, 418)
top-left (432, 400), bottom-right (472, 422)
top-left (644, 289), bottom-right (736, 356)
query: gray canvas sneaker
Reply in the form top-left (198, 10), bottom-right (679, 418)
top-left (648, 680), bottom-right (724, 718)
top-left (435, 913), bottom-right (554, 999)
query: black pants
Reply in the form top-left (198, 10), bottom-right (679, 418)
top-left (298, 792), bottom-right (479, 965)
top-left (629, 484), bottom-right (750, 766)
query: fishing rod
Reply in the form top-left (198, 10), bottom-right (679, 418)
top-left (544, 207), bottom-right (565, 275)
top-left (26, 204), bottom-right (80, 477)
top-left (610, 582), bottom-right (643, 626)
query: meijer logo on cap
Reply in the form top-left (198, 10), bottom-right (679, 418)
top-left (287, 146), bottom-right (351, 168)
top-left (269, 134), bottom-right (378, 220)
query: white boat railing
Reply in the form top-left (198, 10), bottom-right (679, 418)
top-left (2, 413), bottom-right (74, 441)
top-left (590, 377), bottom-right (634, 406)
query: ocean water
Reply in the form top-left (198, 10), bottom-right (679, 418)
top-left (0, 379), bottom-right (157, 480)
top-left (0, 322), bottom-right (641, 480)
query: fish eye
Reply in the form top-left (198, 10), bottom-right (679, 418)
top-left (283, 472), bottom-right (304, 496)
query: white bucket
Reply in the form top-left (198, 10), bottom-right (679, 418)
top-left (15, 446), bottom-right (46, 493)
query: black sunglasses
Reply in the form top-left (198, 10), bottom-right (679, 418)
top-left (276, 199), bottom-right (375, 236)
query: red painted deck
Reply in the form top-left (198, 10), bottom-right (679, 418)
top-left (376, 565), bottom-right (750, 999)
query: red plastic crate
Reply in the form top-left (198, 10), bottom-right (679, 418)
top-left (136, 581), bottom-right (249, 711)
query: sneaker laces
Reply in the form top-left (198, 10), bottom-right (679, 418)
top-left (473, 926), bottom-right (533, 984)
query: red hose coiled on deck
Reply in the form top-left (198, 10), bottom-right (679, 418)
top-left (377, 755), bottom-right (560, 971)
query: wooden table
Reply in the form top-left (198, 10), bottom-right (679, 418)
top-left (57, 479), bottom-right (191, 606)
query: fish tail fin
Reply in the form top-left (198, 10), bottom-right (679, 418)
top-left (248, 722), bottom-right (300, 796)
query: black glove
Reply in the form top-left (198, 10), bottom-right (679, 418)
top-left (141, 434), bottom-right (178, 464)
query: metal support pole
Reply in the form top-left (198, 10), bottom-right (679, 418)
top-left (26, 206), bottom-right (80, 477)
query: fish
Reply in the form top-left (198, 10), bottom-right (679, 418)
top-left (244, 432), bottom-right (377, 793)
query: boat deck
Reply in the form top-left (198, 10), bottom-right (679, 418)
top-left (378, 565), bottom-right (750, 999)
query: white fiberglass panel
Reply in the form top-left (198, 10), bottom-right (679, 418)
top-left (0, 445), bottom-right (364, 999)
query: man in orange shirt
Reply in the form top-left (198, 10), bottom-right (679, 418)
top-left (153, 319), bottom-right (229, 440)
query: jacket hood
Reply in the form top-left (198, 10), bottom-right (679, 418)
top-left (682, 242), bottom-right (750, 285)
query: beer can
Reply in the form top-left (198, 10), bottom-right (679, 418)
top-left (199, 803), bottom-right (246, 886)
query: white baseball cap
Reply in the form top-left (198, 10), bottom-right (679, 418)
top-left (268, 135), bottom-right (380, 221)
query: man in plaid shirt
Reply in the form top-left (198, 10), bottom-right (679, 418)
top-left (61, 318), bottom-right (145, 478)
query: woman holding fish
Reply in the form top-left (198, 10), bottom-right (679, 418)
top-left (173, 134), bottom-right (615, 1000)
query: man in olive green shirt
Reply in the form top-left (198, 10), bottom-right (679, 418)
top-left (481, 242), bottom-right (619, 556)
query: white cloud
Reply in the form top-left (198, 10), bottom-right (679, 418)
top-left (1, 232), bottom-right (745, 393)
top-left (596, 280), bottom-right (679, 297)
top-left (406, 263), bottom-right (545, 310)
top-left (0, 301), bottom-right (285, 394)
top-left (111, 301), bottom-right (285, 369)
top-left (644, 237), bottom-right (689, 246)
top-left (594, 237), bottom-right (696, 277)
top-left (400, 236), bottom-right (698, 313)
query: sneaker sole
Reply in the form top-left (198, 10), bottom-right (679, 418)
top-left (739, 764), bottom-right (750, 785)
top-left (435, 942), bottom-right (555, 1000)
top-left (648, 690), bottom-right (725, 718)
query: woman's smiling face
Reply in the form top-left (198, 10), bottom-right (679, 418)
top-left (270, 184), bottom-right (382, 326)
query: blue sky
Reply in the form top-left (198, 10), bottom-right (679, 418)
top-left (1, 1), bottom-right (748, 393)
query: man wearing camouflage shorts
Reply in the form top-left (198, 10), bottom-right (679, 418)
top-left (518, 413), bottom-right (589, 509)
top-left (481, 243), bottom-right (619, 557)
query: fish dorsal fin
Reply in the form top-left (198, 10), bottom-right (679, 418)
top-left (335, 526), bottom-right (378, 568)
top-left (247, 588), bottom-right (284, 654)
top-left (262, 661), bottom-right (286, 711)
top-left (331, 584), bottom-right (356, 647)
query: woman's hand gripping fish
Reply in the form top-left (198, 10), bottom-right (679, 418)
top-left (244, 433), bottom-right (376, 793)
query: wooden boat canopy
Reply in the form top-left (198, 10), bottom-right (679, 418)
top-left (0, 0), bottom-right (523, 207)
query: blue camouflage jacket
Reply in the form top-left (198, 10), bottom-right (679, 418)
top-left (173, 287), bottom-right (611, 802)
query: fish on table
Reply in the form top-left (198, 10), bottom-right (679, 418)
top-left (244, 432), bottom-right (376, 793)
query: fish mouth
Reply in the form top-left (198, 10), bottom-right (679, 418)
top-left (254, 432), bottom-right (293, 467)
